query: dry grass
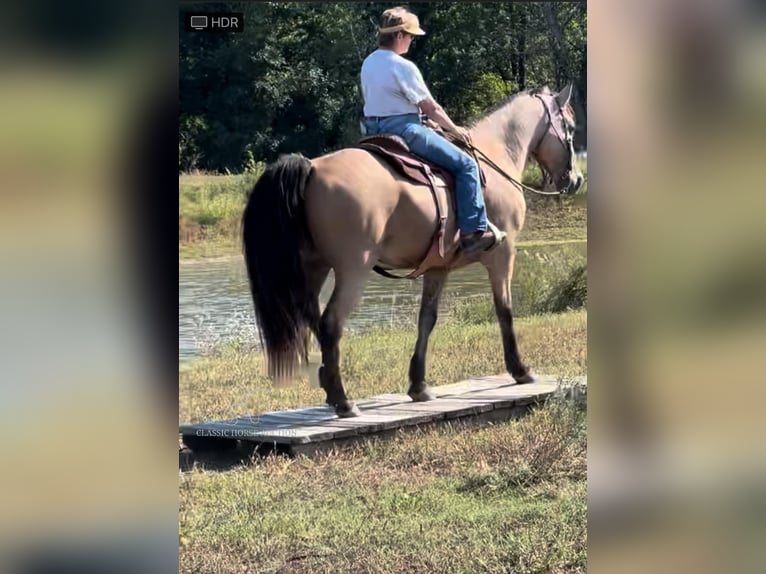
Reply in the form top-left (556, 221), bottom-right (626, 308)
top-left (180, 401), bottom-right (586, 574)
top-left (180, 310), bottom-right (586, 424)
top-left (178, 161), bottom-right (587, 261)
top-left (179, 311), bottom-right (586, 574)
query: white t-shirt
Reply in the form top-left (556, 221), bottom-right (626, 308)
top-left (360, 49), bottom-right (432, 117)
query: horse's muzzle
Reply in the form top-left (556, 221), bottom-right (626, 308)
top-left (562, 173), bottom-right (583, 195)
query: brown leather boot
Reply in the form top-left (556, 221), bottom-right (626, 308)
top-left (460, 222), bottom-right (507, 254)
top-left (461, 230), bottom-right (493, 254)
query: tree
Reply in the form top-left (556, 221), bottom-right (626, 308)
top-left (178, 1), bottom-right (587, 172)
top-left (544, 2), bottom-right (587, 147)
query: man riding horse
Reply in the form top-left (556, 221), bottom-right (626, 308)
top-left (361, 6), bottom-right (505, 255)
top-left (242, 6), bottom-right (583, 417)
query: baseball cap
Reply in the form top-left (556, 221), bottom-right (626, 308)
top-left (378, 7), bottom-right (426, 36)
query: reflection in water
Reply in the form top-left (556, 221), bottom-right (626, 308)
top-left (179, 243), bottom-right (585, 361)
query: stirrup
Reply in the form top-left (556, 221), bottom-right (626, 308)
top-left (461, 222), bottom-right (507, 254)
top-left (485, 221), bottom-right (507, 251)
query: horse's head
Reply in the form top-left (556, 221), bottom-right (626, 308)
top-left (529, 84), bottom-right (584, 195)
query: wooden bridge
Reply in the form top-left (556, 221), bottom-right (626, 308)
top-left (179, 374), bottom-right (586, 470)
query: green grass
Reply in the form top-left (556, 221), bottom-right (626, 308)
top-left (179, 171), bottom-right (262, 257)
top-left (178, 160), bottom-right (587, 260)
top-left (179, 169), bottom-right (587, 572)
top-left (180, 310), bottom-right (586, 424)
top-left (179, 237), bottom-right (241, 260)
top-left (521, 156), bottom-right (587, 244)
top-left (180, 310), bottom-right (586, 574)
top-left (180, 432), bottom-right (585, 574)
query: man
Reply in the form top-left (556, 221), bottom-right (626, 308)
top-left (360, 6), bottom-right (505, 254)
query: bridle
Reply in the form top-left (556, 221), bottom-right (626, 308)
top-left (465, 93), bottom-right (576, 196)
top-left (530, 93), bottom-right (575, 191)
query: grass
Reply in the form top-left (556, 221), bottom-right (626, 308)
top-left (180, 309), bottom-right (586, 424)
top-left (179, 310), bottom-right (586, 574)
top-left (180, 411), bottom-right (586, 574)
top-left (179, 171), bottom-right (263, 259)
top-left (178, 160), bottom-right (587, 260)
top-left (179, 164), bottom-right (587, 572)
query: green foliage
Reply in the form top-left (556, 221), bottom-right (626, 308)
top-left (463, 73), bottom-right (516, 122)
top-left (444, 248), bottom-right (587, 325)
top-left (542, 264), bottom-right (588, 313)
top-left (177, 162), bottom-right (588, 260)
top-left (178, 173), bottom-right (259, 238)
top-left (180, 2), bottom-right (586, 172)
top-left (515, 245), bottom-right (587, 316)
top-left (179, 115), bottom-right (207, 172)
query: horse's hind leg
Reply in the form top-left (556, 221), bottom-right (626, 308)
top-left (303, 258), bottom-right (330, 361)
top-left (408, 268), bottom-right (449, 401)
top-left (318, 268), bottom-right (369, 418)
top-left (486, 247), bottom-right (534, 383)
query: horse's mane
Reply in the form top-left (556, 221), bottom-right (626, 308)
top-left (469, 86), bottom-right (554, 127)
top-left (468, 86), bottom-right (575, 164)
top-left (467, 87), bottom-right (554, 162)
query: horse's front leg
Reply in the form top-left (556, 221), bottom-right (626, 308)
top-left (485, 245), bottom-right (535, 383)
top-left (408, 267), bottom-right (449, 401)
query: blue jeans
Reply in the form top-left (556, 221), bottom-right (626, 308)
top-left (363, 114), bottom-right (487, 234)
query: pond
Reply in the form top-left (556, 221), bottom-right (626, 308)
top-left (179, 241), bottom-right (586, 361)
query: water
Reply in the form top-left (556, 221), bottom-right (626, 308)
top-left (179, 257), bottom-right (488, 361)
top-left (179, 242), bottom-right (586, 361)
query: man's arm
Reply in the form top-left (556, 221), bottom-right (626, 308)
top-left (418, 98), bottom-right (470, 143)
top-left (392, 61), bottom-right (470, 143)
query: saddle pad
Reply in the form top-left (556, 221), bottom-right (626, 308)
top-left (358, 134), bottom-right (410, 153)
top-left (358, 142), bottom-right (455, 189)
top-left (357, 135), bottom-right (486, 188)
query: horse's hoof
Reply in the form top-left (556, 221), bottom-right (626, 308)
top-left (408, 388), bottom-right (436, 402)
top-left (335, 401), bottom-right (361, 418)
top-left (514, 372), bottom-right (535, 384)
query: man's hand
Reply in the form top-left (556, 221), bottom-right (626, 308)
top-left (418, 98), bottom-right (471, 145)
top-left (449, 126), bottom-right (472, 145)
top-left (424, 118), bottom-right (444, 133)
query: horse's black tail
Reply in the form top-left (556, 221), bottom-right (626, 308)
top-left (242, 153), bottom-right (314, 380)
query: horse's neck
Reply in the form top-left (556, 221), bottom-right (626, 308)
top-left (472, 96), bottom-right (541, 176)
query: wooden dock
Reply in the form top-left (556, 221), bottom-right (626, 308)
top-left (179, 374), bottom-right (586, 470)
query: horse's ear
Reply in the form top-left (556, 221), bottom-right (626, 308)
top-left (556, 83), bottom-right (574, 108)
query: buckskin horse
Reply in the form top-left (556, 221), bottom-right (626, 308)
top-left (242, 84), bottom-right (583, 417)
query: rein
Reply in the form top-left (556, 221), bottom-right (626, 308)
top-left (461, 92), bottom-right (573, 197)
top-left (466, 143), bottom-right (562, 196)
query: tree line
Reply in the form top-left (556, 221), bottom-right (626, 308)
top-left (179, 2), bottom-right (586, 173)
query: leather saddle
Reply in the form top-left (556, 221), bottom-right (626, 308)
top-left (357, 134), bottom-right (487, 279)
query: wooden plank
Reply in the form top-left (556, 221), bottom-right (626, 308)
top-left (446, 393), bottom-right (517, 410)
top-left (362, 405), bottom-right (439, 428)
top-left (254, 410), bottom-right (334, 427)
top-left (469, 382), bottom-right (559, 408)
top-left (323, 412), bottom-right (420, 434)
top-left (366, 393), bottom-right (411, 404)
top-left (243, 407), bottom-right (452, 444)
top-left (470, 374), bottom-right (515, 383)
top-left (291, 414), bottom-right (404, 435)
top-left (180, 416), bottom-right (291, 436)
top-left (255, 424), bottom-right (359, 444)
top-left (379, 398), bottom-right (496, 419)
top-left (181, 422), bottom-right (273, 441)
top-left (430, 379), bottom-right (509, 397)
top-left (179, 374), bottom-right (587, 451)
top-left (257, 407), bottom-right (442, 444)
top-left (355, 396), bottom-right (412, 410)
top-left (277, 405), bottom-right (337, 418)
